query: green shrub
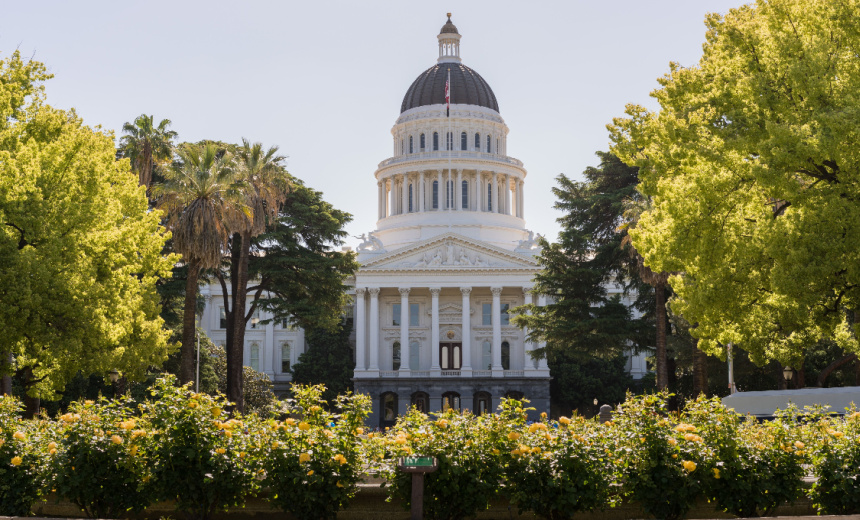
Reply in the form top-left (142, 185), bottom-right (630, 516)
top-left (0, 395), bottom-right (50, 516)
top-left (255, 384), bottom-right (370, 520)
top-left (52, 396), bottom-right (154, 517)
top-left (809, 409), bottom-right (860, 514)
top-left (143, 376), bottom-right (259, 520)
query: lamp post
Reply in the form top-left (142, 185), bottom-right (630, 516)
top-left (783, 366), bottom-right (794, 389)
top-left (109, 370), bottom-right (119, 399)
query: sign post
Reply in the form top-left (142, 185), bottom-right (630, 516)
top-left (398, 456), bottom-right (438, 520)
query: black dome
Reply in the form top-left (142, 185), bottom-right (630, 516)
top-left (400, 63), bottom-right (499, 114)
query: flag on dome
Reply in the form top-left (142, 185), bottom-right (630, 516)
top-left (445, 69), bottom-right (450, 117)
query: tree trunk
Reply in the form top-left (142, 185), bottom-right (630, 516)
top-left (227, 232), bottom-right (251, 413)
top-left (21, 367), bottom-right (39, 419)
top-left (796, 367), bottom-right (805, 389)
top-left (817, 354), bottom-right (856, 388)
top-left (655, 282), bottom-right (669, 390)
top-left (180, 258), bottom-right (201, 385)
top-left (693, 343), bottom-right (708, 395)
top-left (0, 351), bottom-right (11, 395)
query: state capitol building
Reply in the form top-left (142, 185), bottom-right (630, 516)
top-left (200, 15), bottom-right (646, 426)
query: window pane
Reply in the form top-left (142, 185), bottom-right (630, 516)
top-left (453, 346), bottom-right (461, 369)
top-left (383, 394), bottom-right (396, 421)
top-left (281, 342), bottom-right (291, 372)
top-left (392, 304), bottom-right (401, 326)
top-left (432, 181), bottom-right (438, 209)
top-left (501, 304), bottom-right (510, 326)
top-left (441, 346), bottom-right (449, 369)
top-left (487, 184), bottom-right (492, 211)
top-left (474, 133), bottom-right (480, 149)
top-left (409, 341), bottom-right (420, 370)
top-left (482, 341), bottom-right (491, 369)
top-left (393, 342), bottom-right (401, 370)
top-left (420, 134), bottom-right (425, 149)
top-left (502, 341), bottom-right (510, 370)
top-left (461, 132), bottom-right (467, 150)
top-left (482, 303), bottom-right (492, 326)
top-left (461, 180), bottom-right (468, 209)
top-left (408, 184), bottom-right (413, 212)
top-left (250, 343), bottom-right (260, 371)
top-left (410, 303), bottom-right (419, 326)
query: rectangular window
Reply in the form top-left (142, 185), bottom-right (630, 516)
top-left (447, 181), bottom-right (453, 209)
top-left (461, 180), bottom-right (468, 209)
top-left (281, 342), bottom-right (291, 372)
top-left (487, 184), bottom-right (493, 211)
top-left (392, 303), bottom-right (401, 326)
top-left (249, 343), bottom-right (260, 371)
top-left (501, 303), bottom-right (510, 326)
top-left (410, 303), bottom-right (419, 326)
top-left (432, 181), bottom-right (439, 209)
top-left (461, 132), bottom-right (467, 150)
top-left (219, 307), bottom-right (227, 329)
top-left (249, 308), bottom-right (261, 329)
top-left (482, 303), bottom-right (492, 326)
top-left (474, 133), bottom-right (480, 150)
top-left (486, 135), bottom-right (491, 153)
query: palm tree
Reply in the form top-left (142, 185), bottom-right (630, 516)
top-left (152, 143), bottom-right (246, 384)
top-left (118, 114), bottom-right (178, 192)
top-left (223, 139), bottom-right (291, 411)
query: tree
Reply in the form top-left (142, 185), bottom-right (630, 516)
top-left (153, 143), bottom-right (245, 385)
top-left (0, 51), bottom-right (174, 411)
top-left (219, 139), bottom-right (291, 412)
top-left (548, 352), bottom-right (633, 416)
top-left (291, 319), bottom-right (354, 405)
top-left (513, 152), bottom-right (651, 362)
top-left (609, 0), bottom-right (860, 367)
top-left (118, 114), bottom-right (177, 192)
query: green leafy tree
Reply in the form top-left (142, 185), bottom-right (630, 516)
top-left (609, 0), bottom-right (860, 367)
top-left (291, 320), bottom-right (354, 404)
top-left (117, 114), bottom-right (177, 192)
top-left (153, 143), bottom-right (245, 385)
top-left (548, 353), bottom-right (633, 415)
top-left (0, 51), bottom-right (175, 409)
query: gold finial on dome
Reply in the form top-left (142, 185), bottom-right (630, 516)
top-left (447, 12), bottom-right (452, 19)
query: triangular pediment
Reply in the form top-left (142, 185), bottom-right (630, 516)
top-left (360, 233), bottom-right (538, 271)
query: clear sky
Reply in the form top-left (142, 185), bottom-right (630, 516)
top-left (2, 0), bottom-right (743, 246)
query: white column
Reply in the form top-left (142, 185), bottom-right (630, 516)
top-left (522, 287), bottom-right (534, 372)
top-left (436, 170), bottom-right (443, 211)
top-left (460, 287), bottom-right (472, 374)
top-left (399, 287), bottom-right (410, 374)
top-left (537, 293), bottom-right (549, 371)
top-left (476, 172), bottom-right (483, 212)
top-left (520, 180), bottom-right (525, 219)
top-left (430, 288), bottom-right (441, 375)
top-left (447, 169), bottom-right (452, 210)
top-left (388, 178), bottom-right (395, 217)
top-left (368, 288), bottom-right (380, 372)
top-left (355, 288), bottom-right (366, 371)
top-left (418, 171), bottom-right (425, 212)
top-left (504, 174), bottom-right (511, 215)
top-left (377, 182), bottom-right (383, 219)
top-left (401, 174), bottom-right (408, 214)
top-left (264, 317), bottom-right (275, 375)
top-left (492, 171), bottom-right (499, 213)
top-left (491, 287), bottom-right (503, 374)
top-left (456, 169), bottom-right (463, 210)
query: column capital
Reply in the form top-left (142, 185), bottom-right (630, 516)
top-left (398, 287), bottom-right (411, 296)
top-left (429, 287), bottom-right (442, 296)
top-left (355, 287), bottom-right (367, 296)
top-left (368, 287), bottom-right (381, 297)
top-left (460, 286), bottom-right (472, 295)
top-left (490, 287), bottom-right (503, 297)
top-left (522, 286), bottom-right (534, 295)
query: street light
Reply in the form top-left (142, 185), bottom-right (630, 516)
top-left (783, 366), bottom-right (794, 383)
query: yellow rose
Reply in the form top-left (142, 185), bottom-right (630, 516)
top-left (129, 446), bottom-right (139, 456)
top-left (507, 431), bottom-right (521, 441)
top-left (110, 435), bottom-right (123, 445)
top-left (336, 481), bottom-right (344, 488)
top-left (188, 401), bottom-right (198, 409)
top-left (298, 422), bottom-right (311, 431)
top-left (310, 406), bottom-right (321, 413)
top-left (558, 416), bottom-right (571, 426)
top-left (435, 419), bottom-right (448, 428)
top-left (299, 452), bottom-right (311, 463)
top-left (49, 448), bottom-right (57, 455)
top-left (13, 431), bottom-right (25, 441)
top-left (540, 412), bottom-right (547, 419)
top-left (47, 442), bottom-right (57, 450)
top-left (11, 456), bottom-right (23, 466)
top-left (672, 454), bottom-right (678, 459)
top-left (84, 400), bottom-right (94, 405)
top-left (307, 470), bottom-right (314, 476)
top-left (212, 408), bottom-right (222, 418)
top-left (120, 420), bottom-right (136, 430)
top-left (132, 430), bottom-right (147, 439)
top-left (668, 438), bottom-right (677, 446)
top-left (355, 428), bottom-right (364, 435)
top-left (794, 441), bottom-right (805, 450)
top-left (682, 460), bottom-right (696, 473)
top-left (492, 449), bottom-right (500, 455)
top-left (215, 448), bottom-right (226, 454)
top-left (224, 430), bottom-right (233, 438)
top-left (284, 418), bottom-right (296, 426)
top-left (334, 454), bottom-right (347, 465)
top-left (713, 468), bottom-right (720, 479)
top-left (272, 442), bottom-right (279, 449)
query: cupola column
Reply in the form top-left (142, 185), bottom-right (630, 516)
top-left (476, 172), bottom-right (483, 212)
top-left (456, 169), bottom-right (463, 210)
top-left (504, 174), bottom-right (511, 215)
top-left (377, 182), bottom-right (383, 219)
top-left (401, 174), bottom-right (408, 214)
top-left (436, 170), bottom-right (443, 211)
top-left (388, 177), bottom-right (396, 216)
top-left (492, 172), bottom-right (499, 213)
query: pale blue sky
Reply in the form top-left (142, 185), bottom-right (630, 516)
top-left (2, 1), bottom-right (743, 245)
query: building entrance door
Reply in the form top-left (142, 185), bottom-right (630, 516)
top-left (439, 342), bottom-right (462, 370)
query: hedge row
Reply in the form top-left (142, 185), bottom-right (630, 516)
top-left (2, 376), bottom-right (860, 520)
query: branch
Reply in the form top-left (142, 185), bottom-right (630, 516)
top-left (216, 272), bottom-right (230, 314)
top-left (817, 353), bottom-right (857, 387)
top-left (5, 223), bottom-right (27, 249)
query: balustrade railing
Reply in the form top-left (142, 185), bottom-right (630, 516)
top-left (378, 150), bottom-right (524, 169)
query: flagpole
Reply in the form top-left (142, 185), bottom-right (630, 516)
top-left (447, 68), bottom-right (452, 222)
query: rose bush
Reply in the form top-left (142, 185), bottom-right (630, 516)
top-left (52, 396), bottom-right (155, 518)
top-left (808, 408), bottom-right (860, 514)
top-left (253, 384), bottom-right (370, 520)
top-left (0, 395), bottom-right (51, 516)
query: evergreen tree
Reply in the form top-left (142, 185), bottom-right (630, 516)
top-left (291, 319), bottom-right (354, 405)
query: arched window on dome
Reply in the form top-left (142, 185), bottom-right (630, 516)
top-left (497, 138), bottom-right (500, 154)
top-left (409, 135), bottom-right (414, 154)
top-left (487, 183), bottom-right (493, 211)
top-left (446, 132), bottom-right (453, 151)
top-left (474, 133), bottom-right (480, 151)
top-left (432, 181), bottom-right (439, 209)
top-left (461, 180), bottom-right (468, 209)
top-left (486, 135), bottom-right (491, 153)
top-left (420, 133), bottom-right (426, 151)
top-left (401, 140), bottom-right (404, 155)
top-left (460, 132), bottom-right (467, 151)
top-left (433, 132), bottom-right (439, 151)
top-left (502, 341), bottom-right (511, 370)
top-left (408, 184), bottom-right (414, 212)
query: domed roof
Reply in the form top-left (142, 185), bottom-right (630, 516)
top-left (400, 63), bottom-right (499, 113)
top-left (440, 14), bottom-right (459, 34)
